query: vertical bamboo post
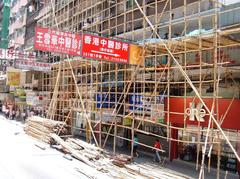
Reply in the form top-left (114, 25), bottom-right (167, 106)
top-left (99, 61), bottom-right (103, 148)
top-left (167, 0), bottom-right (172, 160)
top-left (217, 135), bottom-right (221, 179)
top-left (131, 64), bottom-right (137, 158)
top-left (113, 63), bottom-right (118, 155)
top-left (166, 0), bottom-right (171, 143)
top-left (197, 0), bottom-right (202, 171)
top-left (131, 116), bottom-right (135, 158)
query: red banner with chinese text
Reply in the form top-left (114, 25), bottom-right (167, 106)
top-left (82, 34), bottom-right (129, 64)
top-left (34, 27), bottom-right (82, 56)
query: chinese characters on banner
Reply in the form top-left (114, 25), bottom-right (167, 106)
top-left (34, 27), bottom-right (82, 56)
top-left (82, 34), bottom-right (129, 64)
top-left (129, 95), bottom-right (165, 119)
top-left (15, 60), bottom-right (51, 72)
top-left (34, 27), bottom-right (145, 65)
top-left (0, 48), bottom-right (36, 60)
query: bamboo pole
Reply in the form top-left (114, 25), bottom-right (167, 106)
top-left (217, 136), bottom-right (221, 179)
top-left (134, 0), bottom-right (240, 164)
top-left (48, 62), bottom-right (61, 119)
top-left (113, 64), bottom-right (118, 155)
top-left (102, 66), bottom-right (139, 149)
top-left (68, 60), bottom-right (99, 147)
top-left (57, 99), bottom-right (77, 135)
top-left (45, 0), bottom-right (240, 169)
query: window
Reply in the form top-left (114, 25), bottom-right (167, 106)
top-left (26, 72), bottom-right (32, 84)
top-left (126, 0), bottom-right (135, 10)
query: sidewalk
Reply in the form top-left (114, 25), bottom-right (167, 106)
top-left (0, 116), bottom-right (108, 179)
top-left (132, 151), bottom-right (239, 179)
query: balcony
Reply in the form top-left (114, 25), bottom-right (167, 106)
top-left (26, 10), bottom-right (40, 25)
top-left (26, 1), bottom-right (44, 26)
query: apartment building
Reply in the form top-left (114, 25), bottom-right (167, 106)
top-left (8, 0), bottom-right (27, 50)
top-left (24, 0), bottom-right (45, 52)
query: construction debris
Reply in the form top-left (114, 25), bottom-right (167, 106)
top-left (112, 154), bottom-right (132, 167)
top-left (51, 134), bottom-right (96, 167)
top-left (24, 116), bottom-right (69, 143)
top-left (63, 154), bottom-right (73, 161)
top-left (22, 117), bottom-right (191, 178)
top-left (50, 134), bottom-right (188, 179)
top-left (35, 143), bottom-right (46, 150)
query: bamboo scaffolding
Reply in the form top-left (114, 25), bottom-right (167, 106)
top-left (39, 1), bottom-right (240, 177)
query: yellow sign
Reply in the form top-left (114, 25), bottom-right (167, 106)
top-left (7, 72), bottom-right (21, 86)
top-left (129, 45), bottom-right (145, 66)
top-left (123, 117), bottom-right (133, 126)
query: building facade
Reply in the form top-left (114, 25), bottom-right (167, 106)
top-left (33, 0), bottom-right (240, 175)
top-left (25, 0), bottom-right (45, 52)
top-left (9, 0), bottom-right (28, 50)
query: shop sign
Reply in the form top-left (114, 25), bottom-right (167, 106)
top-left (95, 93), bottom-right (121, 108)
top-left (7, 71), bottom-right (21, 86)
top-left (26, 91), bottom-right (39, 106)
top-left (0, 48), bottom-right (36, 60)
top-left (34, 27), bottom-right (82, 56)
top-left (82, 34), bottom-right (129, 64)
top-left (34, 27), bottom-right (145, 65)
top-left (123, 117), bottom-right (132, 126)
top-left (15, 60), bottom-right (51, 72)
top-left (155, 118), bottom-right (165, 124)
top-left (129, 44), bottom-right (145, 66)
top-left (129, 94), bottom-right (165, 120)
top-left (95, 109), bottom-right (121, 123)
top-left (75, 112), bottom-right (91, 128)
top-left (185, 102), bottom-right (206, 122)
top-left (237, 131), bottom-right (240, 160)
top-left (169, 97), bottom-right (240, 130)
top-left (15, 88), bottom-right (26, 98)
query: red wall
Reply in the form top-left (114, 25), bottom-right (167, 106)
top-left (167, 97), bottom-right (240, 130)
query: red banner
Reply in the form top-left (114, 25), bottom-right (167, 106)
top-left (168, 97), bottom-right (240, 130)
top-left (34, 27), bottom-right (82, 56)
top-left (82, 34), bottom-right (129, 64)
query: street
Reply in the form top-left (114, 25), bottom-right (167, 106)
top-left (0, 116), bottom-right (106, 179)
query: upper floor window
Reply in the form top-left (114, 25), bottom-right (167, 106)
top-left (126, 0), bottom-right (135, 10)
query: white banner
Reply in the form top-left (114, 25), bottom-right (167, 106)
top-left (15, 60), bottom-right (51, 72)
top-left (0, 48), bottom-right (36, 60)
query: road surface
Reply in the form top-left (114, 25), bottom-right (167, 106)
top-left (0, 116), bottom-right (106, 179)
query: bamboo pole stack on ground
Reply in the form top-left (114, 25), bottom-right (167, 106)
top-left (24, 116), bottom-right (69, 143)
top-left (50, 134), bottom-right (187, 179)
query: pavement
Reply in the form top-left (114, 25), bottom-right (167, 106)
top-left (130, 148), bottom-right (239, 179)
top-left (0, 116), bottom-right (108, 179)
top-left (112, 140), bottom-right (239, 179)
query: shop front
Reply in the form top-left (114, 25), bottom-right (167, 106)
top-left (168, 97), bottom-right (240, 173)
